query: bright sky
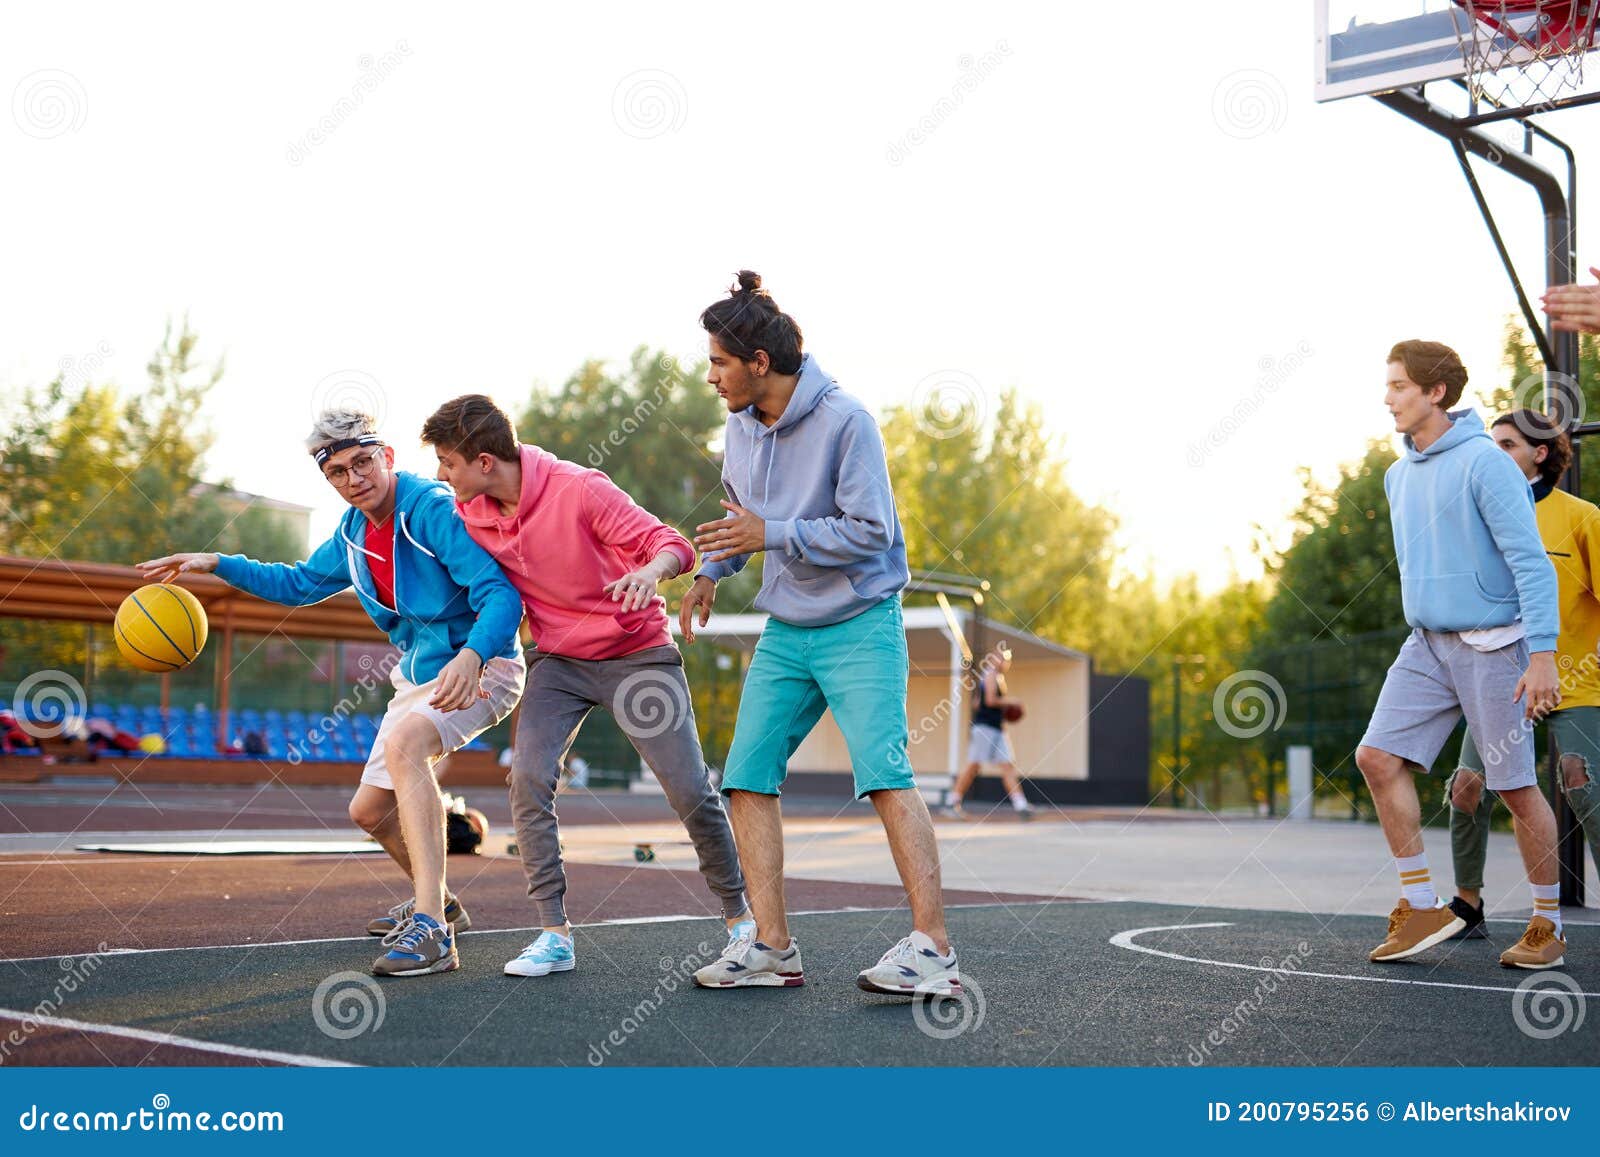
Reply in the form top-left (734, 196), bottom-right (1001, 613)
top-left (5, 2), bottom-right (1598, 589)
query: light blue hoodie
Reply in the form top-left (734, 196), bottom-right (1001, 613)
top-left (1385, 409), bottom-right (1557, 652)
top-left (697, 354), bottom-right (909, 627)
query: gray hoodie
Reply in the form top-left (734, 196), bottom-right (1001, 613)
top-left (697, 354), bottom-right (909, 627)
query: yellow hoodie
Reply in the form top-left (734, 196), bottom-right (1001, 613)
top-left (1537, 485), bottom-right (1600, 708)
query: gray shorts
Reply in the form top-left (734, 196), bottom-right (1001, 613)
top-left (968, 722), bottom-right (1014, 765)
top-left (1360, 628), bottom-right (1537, 792)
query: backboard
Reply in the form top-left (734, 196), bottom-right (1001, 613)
top-left (1314, 1), bottom-right (1597, 104)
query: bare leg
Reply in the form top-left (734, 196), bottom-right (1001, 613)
top-left (349, 784), bottom-right (412, 877)
top-left (383, 714), bottom-right (447, 922)
top-left (950, 760), bottom-right (981, 800)
top-left (1355, 745), bottom-right (1425, 860)
top-left (1498, 783), bottom-right (1559, 887)
top-left (727, 789), bottom-right (789, 946)
top-left (868, 787), bottom-right (950, 951)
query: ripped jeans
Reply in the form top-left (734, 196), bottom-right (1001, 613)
top-left (1449, 705), bottom-right (1600, 892)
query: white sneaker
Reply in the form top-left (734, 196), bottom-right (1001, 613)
top-left (856, 931), bottom-right (962, 996)
top-left (503, 930), bottom-right (576, 977)
top-left (692, 929), bottom-right (804, 988)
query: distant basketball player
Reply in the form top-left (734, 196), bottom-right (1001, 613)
top-left (944, 643), bottom-right (1033, 821)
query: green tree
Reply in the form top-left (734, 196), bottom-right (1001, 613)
top-left (881, 389), bottom-right (1121, 656)
top-left (518, 346), bottom-right (727, 531)
top-left (0, 319), bottom-right (302, 566)
top-left (1256, 440), bottom-right (1399, 646)
top-left (1486, 318), bottom-right (1600, 502)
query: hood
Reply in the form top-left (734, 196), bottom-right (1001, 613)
top-left (458, 444), bottom-right (556, 528)
top-left (337, 471), bottom-right (451, 564)
top-left (1404, 408), bottom-right (1487, 462)
top-left (733, 354), bottom-right (836, 439)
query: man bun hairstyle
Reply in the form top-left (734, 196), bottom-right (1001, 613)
top-left (1493, 408), bottom-right (1572, 487)
top-left (420, 394), bottom-right (519, 463)
top-left (1388, 339), bottom-right (1469, 410)
top-left (700, 270), bottom-right (804, 375)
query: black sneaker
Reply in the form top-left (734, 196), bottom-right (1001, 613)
top-left (1447, 896), bottom-right (1487, 940)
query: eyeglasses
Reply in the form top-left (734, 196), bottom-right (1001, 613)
top-left (323, 450), bottom-right (385, 487)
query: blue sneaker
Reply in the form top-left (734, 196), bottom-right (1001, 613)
top-left (372, 912), bottom-right (458, 978)
top-left (504, 931), bottom-right (575, 977)
top-left (367, 892), bottom-right (471, 937)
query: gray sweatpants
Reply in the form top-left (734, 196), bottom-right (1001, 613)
top-left (508, 644), bottom-right (747, 927)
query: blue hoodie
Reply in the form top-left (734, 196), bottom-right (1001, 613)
top-left (1385, 409), bottom-right (1557, 652)
top-left (214, 471), bottom-right (523, 684)
top-left (697, 354), bottom-right (909, 627)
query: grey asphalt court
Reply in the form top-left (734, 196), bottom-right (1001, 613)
top-left (1, 901), bottom-right (1594, 1067)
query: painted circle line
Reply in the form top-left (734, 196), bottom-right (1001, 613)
top-left (1109, 922), bottom-right (1600, 998)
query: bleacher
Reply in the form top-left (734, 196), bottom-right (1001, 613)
top-left (3, 701), bottom-right (495, 761)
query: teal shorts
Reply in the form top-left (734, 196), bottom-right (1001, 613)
top-left (722, 597), bottom-right (915, 799)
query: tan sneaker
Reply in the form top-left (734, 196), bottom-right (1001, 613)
top-left (1499, 916), bottom-right (1566, 969)
top-left (1369, 898), bottom-right (1465, 962)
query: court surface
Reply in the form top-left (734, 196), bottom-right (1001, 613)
top-left (0, 781), bottom-right (1594, 1066)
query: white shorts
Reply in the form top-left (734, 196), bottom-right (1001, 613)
top-left (360, 654), bottom-right (526, 790)
top-left (967, 722), bottom-right (1014, 765)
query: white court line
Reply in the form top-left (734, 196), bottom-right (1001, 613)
top-left (0, 900), bottom-right (1081, 965)
top-left (0, 1008), bottom-right (354, 1067)
top-left (1109, 922), bottom-right (1600, 998)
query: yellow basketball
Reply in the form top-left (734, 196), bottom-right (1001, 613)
top-left (114, 583), bottom-right (209, 673)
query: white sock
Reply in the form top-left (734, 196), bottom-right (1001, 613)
top-left (1531, 883), bottom-right (1562, 935)
top-left (1009, 790), bottom-right (1031, 810)
top-left (1396, 853), bottom-right (1438, 909)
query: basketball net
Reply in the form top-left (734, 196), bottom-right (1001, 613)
top-left (1454, 1), bottom-right (1599, 109)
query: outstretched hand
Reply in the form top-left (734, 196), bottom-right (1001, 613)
top-left (135, 552), bottom-right (220, 585)
top-left (694, 501), bottom-right (765, 564)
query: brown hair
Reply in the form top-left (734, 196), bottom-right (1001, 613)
top-left (420, 394), bottom-right (518, 463)
top-left (1388, 339), bottom-right (1469, 409)
top-left (1492, 409), bottom-right (1572, 487)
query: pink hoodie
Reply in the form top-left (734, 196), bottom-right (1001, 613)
top-left (455, 445), bottom-right (696, 661)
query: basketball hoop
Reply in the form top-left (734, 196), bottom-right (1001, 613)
top-left (1453, 1), bottom-right (1599, 109)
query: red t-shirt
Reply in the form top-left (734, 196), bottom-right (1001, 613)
top-left (365, 515), bottom-right (396, 610)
